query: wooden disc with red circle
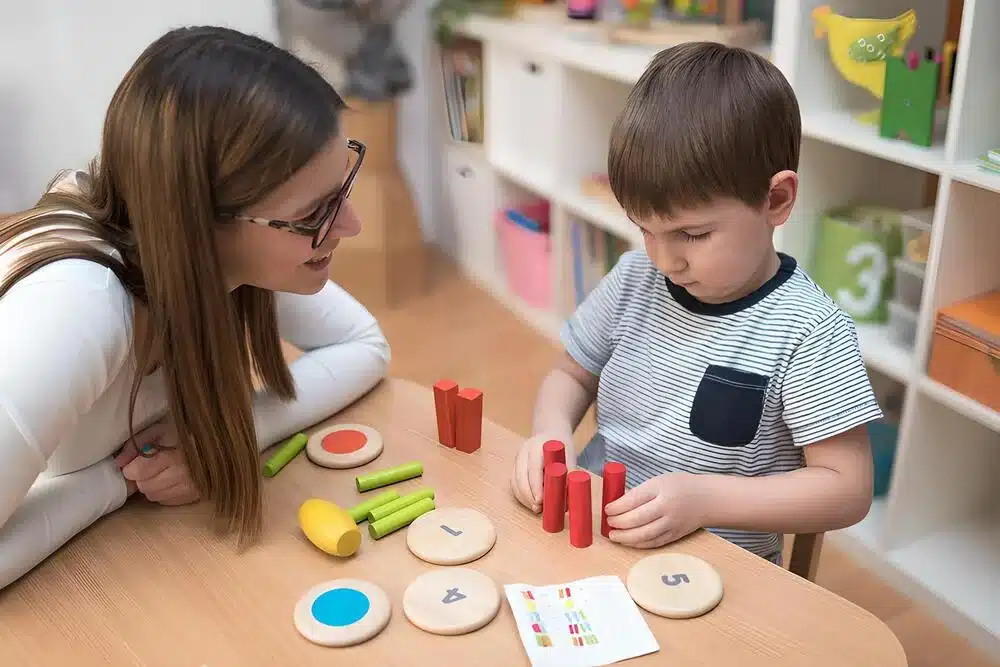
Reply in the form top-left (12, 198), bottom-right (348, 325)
top-left (306, 424), bottom-right (384, 469)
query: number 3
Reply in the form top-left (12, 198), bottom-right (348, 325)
top-left (836, 241), bottom-right (888, 317)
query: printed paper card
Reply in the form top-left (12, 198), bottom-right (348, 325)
top-left (503, 575), bottom-right (659, 666)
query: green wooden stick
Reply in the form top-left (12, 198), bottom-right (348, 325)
top-left (355, 461), bottom-right (423, 492)
top-left (262, 433), bottom-right (307, 477)
top-left (367, 488), bottom-right (435, 523)
top-left (368, 497), bottom-right (436, 540)
top-left (347, 490), bottom-right (400, 523)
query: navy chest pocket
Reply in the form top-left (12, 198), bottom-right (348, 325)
top-left (689, 365), bottom-right (770, 447)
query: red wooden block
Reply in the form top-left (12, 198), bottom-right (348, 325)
top-left (455, 387), bottom-right (484, 453)
top-left (433, 379), bottom-right (459, 447)
top-left (542, 439), bottom-right (569, 510)
top-left (601, 461), bottom-right (626, 538)
top-left (542, 440), bottom-right (566, 468)
top-left (567, 470), bottom-right (592, 548)
top-left (542, 462), bottom-right (567, 533)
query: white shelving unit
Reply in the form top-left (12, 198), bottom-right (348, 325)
top-left (430, 0), bottom-right (1000, 656)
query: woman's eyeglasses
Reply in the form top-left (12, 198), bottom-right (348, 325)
top-left (224, 139), bottom-right (365, 248)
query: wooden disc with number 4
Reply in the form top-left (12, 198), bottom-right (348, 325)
top-left (626, 552), bottom-right (723, 619)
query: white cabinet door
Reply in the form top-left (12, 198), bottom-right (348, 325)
top-left (443, 143), bottom-right (497, 280)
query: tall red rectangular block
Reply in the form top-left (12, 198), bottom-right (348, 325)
top-left (567, 470), bottom-right (592, 548)
top-left (433, 379), bottom-right (458, 447)
top-left (455, 388), bottom-right (483, 453)
top-left (601, 461), bottom-right (626, 538)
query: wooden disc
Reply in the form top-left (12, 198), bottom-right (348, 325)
top-left (626, 552), bottom-right (723, 619)
top-left (294, 579), bottom-right (391, 647)
top-left (306, 424), bottom-right (383, 469)
top-left (406, 508), bottom-right (497, 566)
top-left (402, 568), bottom-right (500, 636)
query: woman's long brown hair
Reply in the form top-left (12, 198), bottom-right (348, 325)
top-left (0, 26), bottom-right (346, 546)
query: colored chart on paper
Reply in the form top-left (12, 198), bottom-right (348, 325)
top-left (504, 576), bottom-right (658, 667)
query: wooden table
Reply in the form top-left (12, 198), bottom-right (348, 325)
top-left (0, 378), bottom-right (907, 666)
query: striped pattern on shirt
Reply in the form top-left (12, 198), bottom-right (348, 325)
top-left (561, 250), bottom-right (882, 559)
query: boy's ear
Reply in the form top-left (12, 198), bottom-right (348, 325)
top-left (765, 170), bottom-right (798, 228)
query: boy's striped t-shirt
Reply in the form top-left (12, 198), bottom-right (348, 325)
top-left (562, 250), bottom-right (883, 559)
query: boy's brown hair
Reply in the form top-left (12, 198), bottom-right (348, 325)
top-left (608, 41), bottom-right (800, 221)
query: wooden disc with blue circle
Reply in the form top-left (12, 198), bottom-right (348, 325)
top-left (294, 579), bottom-right (391, 647)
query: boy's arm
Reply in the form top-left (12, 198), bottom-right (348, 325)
top-left (533, 251), bottom-right (636, 447)
top-left (697, 424), bottom-right (874, 534)
top-left (696, 310), bottom-right (882, 534)
top-left (531, 352), bottom-right (599, 447)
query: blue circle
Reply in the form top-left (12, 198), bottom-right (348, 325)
top-left (311, 588), bottom-right (370, 627)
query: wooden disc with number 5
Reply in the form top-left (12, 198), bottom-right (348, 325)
top-left (626, 552), bottom-right (723, 619)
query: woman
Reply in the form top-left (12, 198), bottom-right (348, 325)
top-left (0, 25), bottom-right (390, 590)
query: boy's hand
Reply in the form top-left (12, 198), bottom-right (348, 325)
top-left (511, 432), bottom-right (577, 513)
top-left (604, 472), bottom-right (705, 548)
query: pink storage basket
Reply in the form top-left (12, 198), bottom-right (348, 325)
top-left (496, 204), bottom-right (552, 310)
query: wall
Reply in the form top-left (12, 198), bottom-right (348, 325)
top-left (0, 0), bottom-right (441, 244)
top-left (0, 0), bottom-right (280, 212)
top-left (395, 0), bottom-right (442, 245)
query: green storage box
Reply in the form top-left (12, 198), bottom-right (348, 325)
top-left (810, 205), bottom-right (904, 323)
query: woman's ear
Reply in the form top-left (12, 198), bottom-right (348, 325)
top-left (765, 170), bottom-right (798, 228)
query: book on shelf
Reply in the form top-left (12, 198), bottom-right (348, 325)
top-left (570, 220), bottom-right (631, 306)
top-left (440, 38), bottom-right (483, 144)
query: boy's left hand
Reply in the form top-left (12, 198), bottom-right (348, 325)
top-left (604, 472), bottom-right (705, 549)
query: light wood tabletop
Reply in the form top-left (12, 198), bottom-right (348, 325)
top-left (0, 378), bottom-right (908, 667)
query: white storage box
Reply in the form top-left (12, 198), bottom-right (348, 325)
top-left (888, 299), bottom-right (919, 348)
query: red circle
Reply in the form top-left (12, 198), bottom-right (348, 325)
top-left (322, 429), bottom-right (367, 454)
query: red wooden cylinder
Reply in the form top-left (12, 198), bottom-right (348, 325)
top-left (543, 440), bottom-right (566, 468)
top-left (567, 470), bottom-right (592, 548)
top-left (542, 462), bottom-right (567, 533)
top-left (601, 461), bottom-right (626, 538)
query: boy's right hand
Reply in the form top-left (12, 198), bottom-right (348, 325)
top-left (511, 433), bottom-right (577, 513)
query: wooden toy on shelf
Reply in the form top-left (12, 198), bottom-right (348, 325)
top-left (879, 49), bottom-right (941, 147)
top-left (608, 0), bottom-right (764, 48)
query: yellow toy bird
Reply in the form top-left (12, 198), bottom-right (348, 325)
top-left (812, 5), bottom-right (918, 124)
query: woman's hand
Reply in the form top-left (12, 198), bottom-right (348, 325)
top-left (510, 432), bottom-right (577, 513)
top-left (604, 472), bottom-right (705, 549)
top-left (114, 419), bottom-right (201, 506)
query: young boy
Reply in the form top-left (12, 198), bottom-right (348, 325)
top-left (510, 42), bottom-right (881, 565)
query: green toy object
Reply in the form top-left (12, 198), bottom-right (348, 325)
top-left (848, 26), bottom-right (899, 63)
top-left (810, 205), bottom-right (903, 323)
top-left (880, 54), bottom-right (939, 147)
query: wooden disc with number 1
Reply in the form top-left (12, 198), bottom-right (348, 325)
top-left (306, 424), bottom-right (383, 469)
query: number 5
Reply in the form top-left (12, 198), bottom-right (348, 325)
top-left (661, 573), bottom-right (690, 586)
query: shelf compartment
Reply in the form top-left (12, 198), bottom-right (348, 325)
top-left (885, 391), bottom-right (1000, 549)
top-left (797, 139), bottom-right (936, 382)
top-left (484, 43), bottom-right (562, 195)
top-left (493, 176), bottom-right (558, 318)
top-left (928, 180), bottom-right (1000, 314)
top-left (557, 67), bottom-right (630, 199)
top-left (948, 0), bottom-right (1000, 166)
top-left (562, 214), bottom-right (632, 315)
top-left (883, 388), bottom-right (1000, 638)
top-left (797, 0), bottom-right (954, 169)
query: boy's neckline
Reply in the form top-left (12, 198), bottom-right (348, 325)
top-left (663, 252), bottom-right (797, 316)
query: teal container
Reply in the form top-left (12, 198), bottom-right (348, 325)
top-left (867, 421), bottom-right (898, 498)
top-left (810, 205), bottom-right (904, 323)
